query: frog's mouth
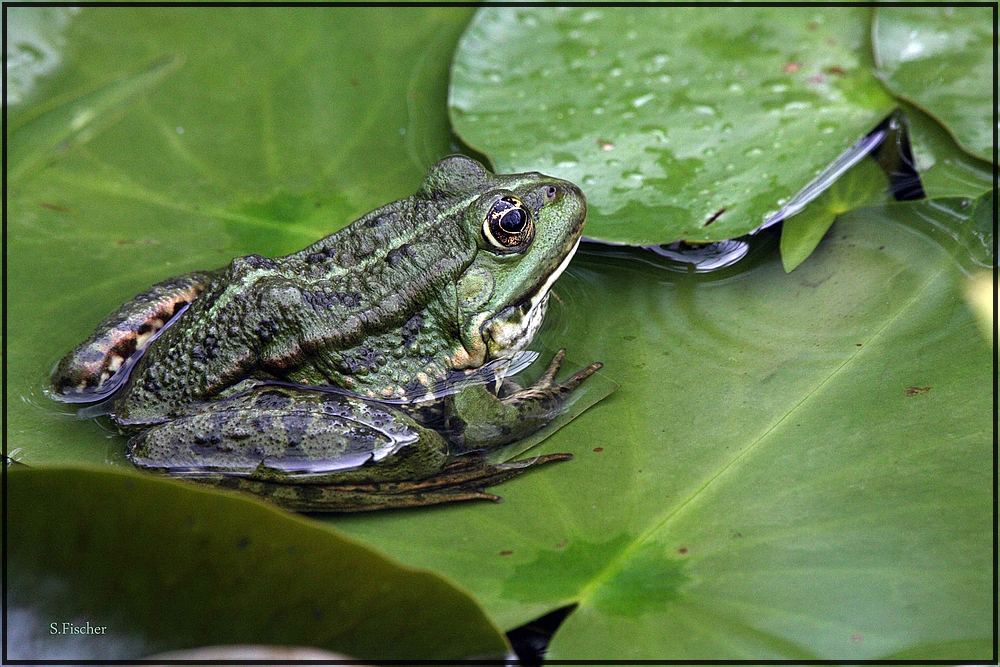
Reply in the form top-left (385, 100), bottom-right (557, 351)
top-left (481, 236), bottom-right (581, 361)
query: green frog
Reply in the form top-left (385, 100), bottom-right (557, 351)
top-left (51, 155), bottom-right (601, 511)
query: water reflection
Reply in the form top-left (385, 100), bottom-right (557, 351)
top-left (580, 224), bottom-right (780, 276)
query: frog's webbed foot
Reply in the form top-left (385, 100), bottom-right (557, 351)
top-left (498, 348), bottom-right (603, 405)
top-left (215, 452), bottom-right (573, 512)
top-left (447, 349), bottom-right (602, 454)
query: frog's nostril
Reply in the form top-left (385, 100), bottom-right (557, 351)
top-left (545, 185), bottom-right (559, 201)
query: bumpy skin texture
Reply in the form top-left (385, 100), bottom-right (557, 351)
top-left (52, 156), bottom-right (598, 511)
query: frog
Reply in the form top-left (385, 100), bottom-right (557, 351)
top-left (50, 155), bottom-right (602, 511)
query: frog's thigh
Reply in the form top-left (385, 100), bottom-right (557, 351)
top-left (128, 388), bottom-right (448, 484)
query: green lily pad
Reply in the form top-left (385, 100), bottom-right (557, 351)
top-left (333, 210), bottom-right (991, 659)
top-left (902, 102), bottom-right (996, 200)
top-left (450, 7), bottom-right (896, 245)
top-left (873, 6), bottom-right (995, 163)
top-left (780, 157), bottom-right (888, 272)
top-left (6, 466), bottom-right (509, 660)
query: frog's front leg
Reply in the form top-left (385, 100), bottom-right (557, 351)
top-left (443, 349), bottom-right (603, 454)
top-left (125, 386), bottom-right (570, 512)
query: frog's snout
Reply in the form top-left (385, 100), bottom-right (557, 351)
top-left (546, 180), bottom-right (587, 238)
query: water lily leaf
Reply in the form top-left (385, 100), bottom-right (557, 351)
top-left (8, 54), bottom-right (183, 186)
top-left (780, 157), bottom-right (888, 272)
top-left (873, 7), bottom-right (995, 163)
top-left (902, 102), bottom-right (995, 200)
top-left (6, 466), bottom-right (509, 660)
top-left (332, 210), bottom-right (991, 660)
top-left (450, 7), bottom-right (896, 245)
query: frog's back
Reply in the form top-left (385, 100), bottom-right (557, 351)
top-left (114, 189), bottom-right (479, 423)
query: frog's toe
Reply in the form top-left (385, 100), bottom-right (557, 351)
top-left (534, 348), bottom-right (568, 388)
top-left (557, 360), bottom-right (603, 393)
top-left (502, 352), bottom-right (602, 405)
top-left (207, 452), bottom-right (572, 512)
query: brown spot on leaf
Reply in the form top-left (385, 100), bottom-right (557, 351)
top-left (905, 386), bottom-right (932, 397)
top-left (677, 547), bottom-right (688, 554)
top-left (703, 207), bottom-right (727, 227)
top-left (824, 66), bottom-right (846, 76)
top-left (499, 549), bottom-right (514, 556)
top-left (40, 202), bottom-right (73, 213)
top-left (593, 447), bottom-right (604, 453)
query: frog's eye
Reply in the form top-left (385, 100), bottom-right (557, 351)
top-left (483, 196), bottom-right (534, 251)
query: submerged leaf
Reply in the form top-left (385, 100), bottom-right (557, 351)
top-left (7, 55), bottom-right (183, 186)
top-left (874, 192), bottom-right (995, 271)
top-left (780, 157), bottom-right (888, 272)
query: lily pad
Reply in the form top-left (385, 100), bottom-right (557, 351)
top-left (6, 466), bottom-right (509, 660)
top-left (333, 210), bottom-right (991, 660)
top-left (450, 7), bottom-right (896, 245)
top-left (902, 101), bottom-right (996, 200)
top-left (873, 6), bottom-right (995, 163)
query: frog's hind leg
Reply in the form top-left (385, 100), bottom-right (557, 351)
top-left (212, 452), bottom-right (573, 512)
top-left (51, 271), bottom-right (215, 399)
top-left (127, 384), bottom-right (573, 512)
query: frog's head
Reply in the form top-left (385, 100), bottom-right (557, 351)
top-left (424, 156), bottom-right (586, 369)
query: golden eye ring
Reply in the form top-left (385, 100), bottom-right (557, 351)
top-left (482, 196), bottom-right (534, 250)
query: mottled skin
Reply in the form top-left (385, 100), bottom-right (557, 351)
top-left (51, 156), bottom-right (599, 511)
